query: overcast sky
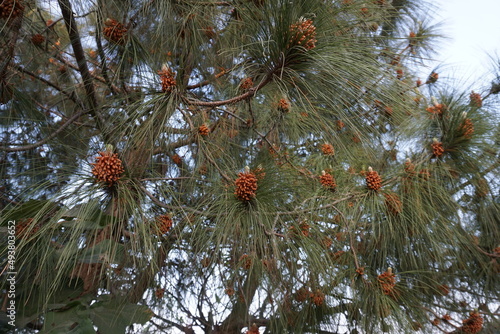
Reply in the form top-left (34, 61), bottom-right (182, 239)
top-left (433, 0), bottom-right (500, 88)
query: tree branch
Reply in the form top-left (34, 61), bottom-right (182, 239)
top-left (0, 109), bottom-right (88, 152)
top-left (153, 313), bottom-right (195, 334)
top-left (12, 64), bottom-right (80, 105)
top-left (184, 76), bottom-right (272, 107)
top-left (57, 0), bottom-right (107, 135)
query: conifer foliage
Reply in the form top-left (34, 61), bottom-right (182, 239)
top-left (1, 0), bottom-right (499, 333)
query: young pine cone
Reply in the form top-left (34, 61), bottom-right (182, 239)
top-left (366, 166), bottom-right (382, 191)
top-left (320, 170), bottom-right (336, 191)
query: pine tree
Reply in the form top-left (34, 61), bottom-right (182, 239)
top-left (1, 0), bottom-right (499, 333)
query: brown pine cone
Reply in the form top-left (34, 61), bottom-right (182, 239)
top-left (366, 166), bottom-right (382, 191)
top-left (320, 170), bottom-right (336, 191)
top-left (154, 214), bottom-right (173, 235)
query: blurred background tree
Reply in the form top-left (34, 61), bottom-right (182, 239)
top-left (0, 0), bottom-right (499, 333)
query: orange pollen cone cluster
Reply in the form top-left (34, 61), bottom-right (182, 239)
top-left (378, 268), bottom-right (396, 295)
top-left (0, 0), bottom-right (24, 20)
top-left (311, 289), bottom-right (325, 306)
top-left (469, 91), bottom-right (482, 108)
top-left (240, 77), bottom-right (254, 90)
top-left (426, 103), bottom-right (446, 115)
top-left (234, 170), bottom-right (258, 201)
top-left (278, 98), bottom-right (290, 113)
top-left (295, 286), bottom-right (310, 302)
top-left (198, 124), bottom-right (210, 136)
top-left (321, 143), bottom-right (335, 156)
top-left (289, 18), bottom-right (317, 50)
top-left (460, 311), bottom-right (483, 334)
top-left (91, 151), bottom-right (124, 186)
top-left (31, 34), bottom-right (45, 45)
top-left (431, 140), bottom-right (444, 157)
top-left (246, 323), bottom-right (260, 334)
top-left (320, 170), bottom-right (336, 191)
top-left (155, 214), bottom-right (173, 235)
top-left (239, 254), bottom-right (253, 269)
top-left (103, 18), bottom-right (128, 44)
top-left (461, 118), bottom-right (474, 139)
top-left (158, 65), bottom-right (177, 92)
top-left (384, 192), bottom-right (402, 215)
top-left (15, 218), bottom-right (39, 240)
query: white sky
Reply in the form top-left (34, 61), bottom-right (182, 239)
top-left (433, 0), bottom-right (500, 88)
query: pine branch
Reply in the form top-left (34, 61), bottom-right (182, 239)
top-left (450, 158), bottom-right (500, 194)
top-left (95, 0), bottom-right (119, 95)
top-left (184, 76), bottom-right (272, 107)
top-left (219, 271), bottom-right (261, 332)
top-left (11, 64), bottom-right (80, 104)
top-left (152, 313), bottom-right (195, 334)
top-left (139, 184), bottom-right (208, 216)
top-left (57, 0), bottom-right (108, 137)
top-left (0, 109), bottom-right (88, 152)
top-left (126, 242), bottom-right (169, 303)
top-left (186, 68), bottom-right (230, 90)
top-left (53, 51), bottom-right (122, 93)
top-left (0, 15), bottom-right (22, 83)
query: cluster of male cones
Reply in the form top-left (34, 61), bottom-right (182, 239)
top-left (235, 166), bottom-right (258, 202)
top-left (0, 0), bottom-right (24, 21)
top-left (158, 64), bottom-right (176, 93)
top-left (289, 18), bottom-right (317, 50)
top-left (103, 18), bottom-right (128, 45)
top-left (91, 150), bottom-right (125, 187)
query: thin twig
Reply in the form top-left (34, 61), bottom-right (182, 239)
top-left (0, 109), bottom-right (89, 152)
top-left (12, 64), bottom-right (80, 104)
top-left (184, 76), bottom-right (272, 107)
top-left (186, 68), bottom-right (230, 90)
top-left (139, 184), bottom-right (207, 216)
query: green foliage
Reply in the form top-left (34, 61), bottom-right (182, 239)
top-left (0, 0), bottom-right (499, 333)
